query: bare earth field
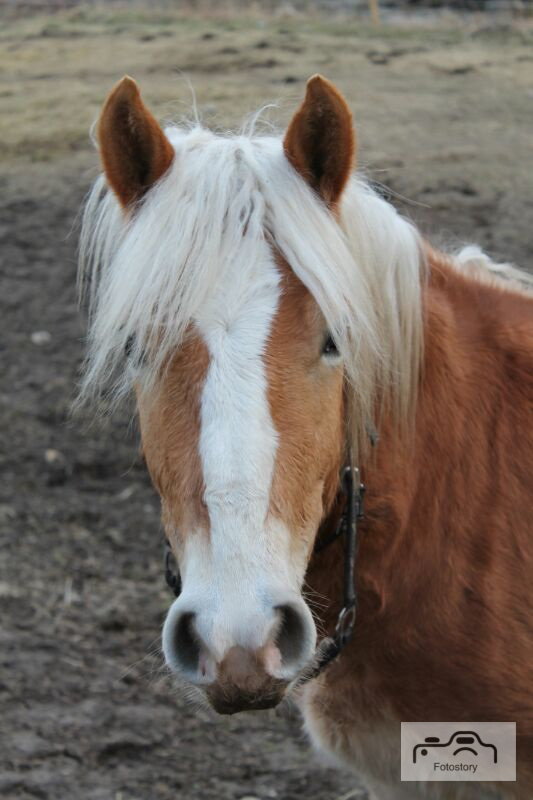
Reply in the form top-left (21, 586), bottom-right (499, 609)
top-left (1, 6), bottom-right (532, 800)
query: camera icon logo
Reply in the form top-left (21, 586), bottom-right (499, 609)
top-left (413, 731), bottom-right (497, 764)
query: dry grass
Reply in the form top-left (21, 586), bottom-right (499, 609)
top-left (1, 5), bottom-right (532, 169)
top-left (1, 3), bottom-right (532, 271)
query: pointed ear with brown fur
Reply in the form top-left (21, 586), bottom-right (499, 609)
top-left (283, 75), bottom-right (355, 207)
top-left (97, 76), bottom-right (174, 208)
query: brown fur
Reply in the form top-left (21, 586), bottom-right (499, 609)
top-left (98, 76), bottom-right (174, 208)
top-left (136, 331), bottom-right (210, 550)
top-left (306, 252), bottom-right (533, 794)
top-left (265, 256), bottom-right (345, 560)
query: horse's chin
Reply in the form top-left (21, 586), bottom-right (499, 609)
top-left (205, 680), bottom-right (287, 715)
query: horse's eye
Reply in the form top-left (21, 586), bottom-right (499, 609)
top-left (322, 334), bottom-right (339, 358)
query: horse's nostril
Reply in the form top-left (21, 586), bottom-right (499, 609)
top-left (275, 603), bottom-right (308, 669)
top-left (172, 611), bottom-right (201, 673)
top-left (163, 599), bottom-right (315, 683)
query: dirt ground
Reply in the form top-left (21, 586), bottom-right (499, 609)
top-left (1, 5), bottom-right (532, 800)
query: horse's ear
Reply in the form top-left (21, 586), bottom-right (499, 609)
top-left (283, 75), bottom-right (355, 207)
top-left (97, 76), bottom-right (174, 208)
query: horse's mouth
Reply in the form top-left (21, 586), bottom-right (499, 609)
top-left (206, 680), bottom-right (286, 715)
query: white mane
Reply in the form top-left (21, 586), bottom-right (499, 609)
top-left (78, 123), bottom-right (423, 452)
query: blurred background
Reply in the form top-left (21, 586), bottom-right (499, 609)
top-left (1, 1), bottom-right (532, 799)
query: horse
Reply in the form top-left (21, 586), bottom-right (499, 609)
top-left (77, 74), bottom-right (533, 799)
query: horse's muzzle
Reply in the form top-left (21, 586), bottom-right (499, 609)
top-left (202, 644), bottom-right (287, 714)
top-left (163, 597), bottom-right (317, 689)
top-left (206, 678), bottom-right (287, 715)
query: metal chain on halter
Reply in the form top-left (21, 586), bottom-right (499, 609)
top-left (163, 464), bottom-right (365, 682)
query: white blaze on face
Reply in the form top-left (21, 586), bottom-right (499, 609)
top-left (198, 239), bottom-right (280, 531)
top-left (168, 237), bottom-right (312, 673)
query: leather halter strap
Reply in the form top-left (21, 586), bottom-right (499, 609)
top-left (295, 465), bottom-right (365, 685)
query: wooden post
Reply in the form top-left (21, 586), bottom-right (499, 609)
top-left (369, 0), bottom-right (381, 25)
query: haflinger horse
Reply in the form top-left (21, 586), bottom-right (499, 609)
top-left (78, 75), bottom-right (533, 799)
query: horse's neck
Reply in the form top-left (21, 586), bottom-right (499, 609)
top-left (310, 248), bottom-right (533, 634)
top-left (371, 248), bottom-right (532, 494)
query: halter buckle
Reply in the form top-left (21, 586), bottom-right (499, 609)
top-left (335, 602), bottom-right (356, 646)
